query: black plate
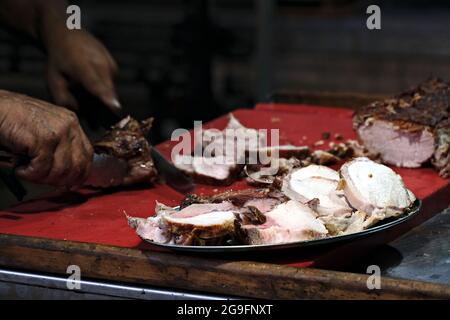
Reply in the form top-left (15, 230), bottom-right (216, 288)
top-left (143, 200), bottom-right (421, 253)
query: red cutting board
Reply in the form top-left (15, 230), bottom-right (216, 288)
top-left (0, 105), bottom-right (448, 268)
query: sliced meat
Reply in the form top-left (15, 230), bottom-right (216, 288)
top-left (247, 145), bottom-right (310, 161)
top-left (127, 214), bottom-right (171, 244)
top-left (181, 187), bottom-right (287, 207)
top-left (238, 200), bottom-right (328, 245)
top-left (128, 201), bottom-right (238, 245)
top-left (163, 210), bottom-right (236, 241)
top-left (173, 154), bottom-right (243, 185)
top-left (280, 165), bottom-right (379, 235)
top-left (169, 201), bottom-right (236, 219)
top-left (340, 157), bottom-right (416, 219)
top-left (281, 166), bottom-right (352, 216)
top-left (196, 113), bottom-right (267, 158)
top-left (94, 116), bottom-right (158, 185)
top-left (356, 119), bottom-right (435, 168)
top-left (242, 198), bottom-right (281, 213)
top-left (236, 206), bottom-right (267, 225)
top-left (181, 113), bottom-right (268, 185)
top-left (285, 164), bottom-right (340, 181)
top-left (353, 78), bottom-right (449, 176)
top-left (244, 157), bottom-right (302, 186)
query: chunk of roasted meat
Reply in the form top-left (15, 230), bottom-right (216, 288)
top-left (353, 78), bottom-right (450, 177)
top-left (94, 116), bottom-right (158, 184)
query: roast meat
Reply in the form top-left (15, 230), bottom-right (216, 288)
top-left (94, 116), bottom-right (158, 185)
top-left (340, 157), bottom-right (416, 220)
top-left (353, 78), bottom-right (450, 177)
top-left (237, 200), bottom-right (328, 245)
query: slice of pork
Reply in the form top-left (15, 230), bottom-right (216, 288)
top-left (127, 213), bottom-right (172, 244)
top-left (244, 157), bottom-right (302, 186)
top-left (340, 157), bottom-right (416, 219)
top-left (357, 119), bottom-right (435, 168)
top-left (281, 165), bottom-right (352, 217)
top-left (353, 78), bottom-right (449, 175)
top-left (173, 154), bottom-right (243, 185)
top-left (247, 145), bottom-right (310, 161)
top-left (181, 188), bottom-right (287, 208)
top-left (238, 200), bottom-right (328, 245)
top-left (94, 116), bottom-right (158, 185)
top-left (128, 201), bottom-right (239, 245)
top-left (196, 113), bottom-right (267, 156)
top-left (163, 210), bottom-right (236, 240)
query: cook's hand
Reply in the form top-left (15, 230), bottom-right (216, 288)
top-left (46, 29), bottom-right (121, 113)
top-left (0, 90), bottom-right (93, 187)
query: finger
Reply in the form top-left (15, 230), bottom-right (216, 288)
top-left (70, 134), bottom-right (93, 187)
top-left (47, 66), bottom-right (79, 111)
top-left (15, 146), bottom-right (55, 183)
top-left (76, 66), bottom-right (121, 114)
top-left (44, 138), bottom-right (74, 186)
top-left (104, 49), bottom-right (118, 74)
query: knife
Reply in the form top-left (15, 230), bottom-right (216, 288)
top-left (150, 147), bottom-right (195, 194)
top-left (0, 149), bottom-right (128, 192)
top-left (0, 147), bottom-right (194, 197)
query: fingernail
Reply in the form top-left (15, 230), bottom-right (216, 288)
top-left (110, 98), bottom-right (122, 110)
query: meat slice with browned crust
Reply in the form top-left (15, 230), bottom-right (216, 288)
top-left (173, 154), bottom-right (243, 185)
top-left (181, 187), bottom-right (287, 208)
top-left (353, 78), bottom-right (449, 177)
top-left (94, 116), bottom-right (158, 184)
top-left (128, 201), bottom-right (238, 245)
top-left (237, 200), bottom-right (328, 245)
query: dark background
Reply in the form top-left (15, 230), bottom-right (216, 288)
top-left (1, 0), bottom-right (450, 141)
top-left (0, 0), bottom-right (450, 206)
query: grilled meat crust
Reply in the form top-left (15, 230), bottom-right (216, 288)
top-left (354, 78), bottom-right (450, 130)
top-left (94, 116), bottom-right (158, 184)
top-left (353, 78), bottom-right (450, 175)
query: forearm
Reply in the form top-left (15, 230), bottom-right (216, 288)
top-left (0, 0), bottom-right (69, 49)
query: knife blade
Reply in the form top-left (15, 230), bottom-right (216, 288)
top-left (84, 153), bottom-right (128, 188)
top-left (150, 147), bottom-right (195, 194)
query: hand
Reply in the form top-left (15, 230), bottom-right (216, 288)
top-left (0, 90), bottom-right (93, 187)
top-left (45, 29), bottom-right (121, 113)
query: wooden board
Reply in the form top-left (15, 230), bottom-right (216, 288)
top-left (0, 233), bottom-right (449, 299)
